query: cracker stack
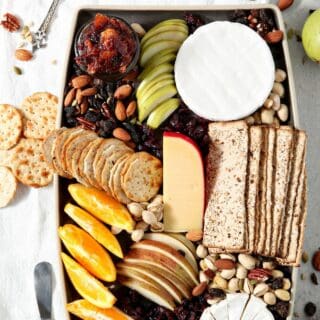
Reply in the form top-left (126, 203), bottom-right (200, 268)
top-left (203, 121), bottom-right (307, 266)
top-left (44, 127), bottom-right (163, 203)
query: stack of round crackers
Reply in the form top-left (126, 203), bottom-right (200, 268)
top-left (44, 127), bottom-right (163, 204)
top-left (0, 92), bottom-right (57, 208)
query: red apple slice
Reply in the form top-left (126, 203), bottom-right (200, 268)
top-left (131, 239), bottom-right (199, 286)
top-left (163, 131), bottom-right (205, 232)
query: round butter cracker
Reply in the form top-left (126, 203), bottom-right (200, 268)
top-left (0, 166), bottom-right (17, 208)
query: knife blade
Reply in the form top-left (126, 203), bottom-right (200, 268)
top-left (34, 261), bottom-right (53, 320)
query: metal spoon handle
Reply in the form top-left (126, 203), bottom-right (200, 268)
top-left (38, 0), bottom-right (61, 34)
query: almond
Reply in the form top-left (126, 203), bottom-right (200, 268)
top-left (81, 87), bottom-right (97, 96)
top-left (64, 88), bottom-right (76, 107)
top-left (123, 69), bottom-right (139, 81)
top-left (112, 127), bottom-right (131, 141)
top-left (71, 75), bottom-right (92, 89)
top-left (277, 0), bottom-right (294, 10)
top-left (126, 100), bottom-right (137, 117)
top-left (114, 84), bottom-right (132, 100)
top-left (15, 49), bottom-right (33, 61)
top-left (214, 259), bottom-right (235, 270)
top-left (76, 89), bottom-right (83, 104)
top-left (80, 98), bottom-right (88, 114)
top-left (115, 100), bottom-right (126, 121)
top-left (265, 30), bottom-right (283, 44)
top-left (186, 229), bottom-right (203, 242)
top-left (192, 282), bottom-right (207, 296)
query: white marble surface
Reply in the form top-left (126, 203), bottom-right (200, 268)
top-left (0, 0), bottom-right (319, 319)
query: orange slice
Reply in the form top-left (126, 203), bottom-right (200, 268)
top-left (61, 253), bottom-right (116, 308)
top-left (68, 184), bottom-right (135, 232)
top-left (59, 224), bottom-right (116, 282)
top-left (64, 203), bottom-right (123, 258)
top-left (67, 299), bottom-right (133, 320)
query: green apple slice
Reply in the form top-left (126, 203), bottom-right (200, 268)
top-left (140, 41), bottom-right (181, 67)
top-left (138, 84), bottom-right (177, 122)
top-left (138, 54), bottom-right (176, 81)
top-left (139, 79), bottom-right (174, 105)
top-left (144, 48), bottom-right (177, 68)
top-left (142, 31), bottom-right (188, 51)
top-left (137, 73), bottom-right (173, 100)
top-left (147, 98), bottom-right (180, 129)
top-left (137, 63), bottom-right (173, 95)
top-left (141, 21), bottom-right (188, 46)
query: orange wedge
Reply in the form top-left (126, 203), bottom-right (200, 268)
top-left (61, 253), bottom-right (116, 308)
top-left (67, 299), bottom-right (134, 320)
top-left (68, 184), bottom-right (135, 232)
top-left (64, 203), bottom-right (123, 258)
top-left (59, 224), bottom-right (116, 282)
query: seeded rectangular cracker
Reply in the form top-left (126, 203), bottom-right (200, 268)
top-left (203, 121), bottom-right (248, 253)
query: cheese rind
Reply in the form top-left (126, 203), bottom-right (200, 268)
top-left (163, 132), bottom-right (204, 232)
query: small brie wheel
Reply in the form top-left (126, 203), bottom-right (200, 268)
top-left (175, 21), bottom-right (275, 121)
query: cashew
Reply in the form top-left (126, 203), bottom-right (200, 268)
top-left (272, 82), bottom-right (285, 97)
top-left (277, 104), bottom-right (289, 122)
top-left (261, 108), bottom-right (275, 125)
top-left (270, 93), bottom-right (281, 111)
top-left (264, 98), bottom-right (274, 109)
top-left (275, 68), bottom-right (287, 82)
top-left (142, 210), bottom-right (157, 225)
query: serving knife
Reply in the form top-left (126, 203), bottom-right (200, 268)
top-left (34, 261), bottom-right (53, 320)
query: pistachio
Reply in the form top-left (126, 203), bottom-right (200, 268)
top-left (272, 82), bottom-right (285, 97)
top-left (127, 203), bottom-right (144, 219)
top-left (236, 263), bottom-right (248, 279)
top-left (131, 229), bottom-right (144, 242)
top-left (272, 269), bottom-right (284, 278)
top-left (261, 108), bottom-right (275, 124)
top-left (275, 68), bottom-right (287, 82)
top-left (151, 194), bottom-right (163, 205)
top-left (220, 268), bottom-right (236, 280)
top-left (283, 278), bottom-right (291, 290)
top-left (253, 283), bottom-right (269, 297)
top-left (196, 244), bottom-right (208, 259)
top-left (238, 254), bottom-right (256, 270)
top-left (275, 289), bottom-right (291, 301)
top-left (204, 256), bottom-right (218, 271)
top-left (220, 253), bottom-right (236, 262)
top-left (150, 221), bottom-right (164, 232)
top-left (140, 202), bottom-right (149, 209)
top-left (199, 259), bottom-right (208, 271)
top-left (228, 278), bottom-right (240, 292)
top-left (264, 292), bottom-right (277, 305)
top-left (243, 278), bottom-right (253, 294)
top-left (262, 261), bottom-right (276, 270)
top-left (277, 104), bottom-right (289, 122)
top-left (147, 202), bottom-right (164, 213)
top-left (213, 274), bottom-right (228, 290)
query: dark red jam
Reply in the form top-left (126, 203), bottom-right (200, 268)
top-left (75, 14), bottom-right (138, 75)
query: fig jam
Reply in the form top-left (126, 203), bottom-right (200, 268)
top-left (76, 14), bottom-right (138, 75)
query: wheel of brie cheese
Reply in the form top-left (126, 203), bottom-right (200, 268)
top-left (174, 21), bottom-right (275, 121)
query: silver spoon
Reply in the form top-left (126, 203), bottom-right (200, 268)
top-left (34, 261), bottom-right (53, 320)
top-left (32, 0), bottom-right (61, 52)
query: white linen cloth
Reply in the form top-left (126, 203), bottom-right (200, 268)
top-left (0, 0), bottom-right (268, 319)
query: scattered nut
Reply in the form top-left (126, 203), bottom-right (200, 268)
top-left (228, 278), bottom-right (240, 292)
top-left (312, 250), bottom-right (320, 271)
top-left (277, 0), bottom-right (294, 11)
top-left (272, 82), bottom-right (285, 97)
top-left (277, 104), bottom-right (289, 122)
top-left (13, 66), bottom-right (22, 75)
top-left (186, 230), bottom-right (203, 242)
top-left (114, 84), bottom-right (132, 100)
top-left (115, 100), bottom-right (127, 121)
top-left (302, 251), bottom-right (309, 263)
top-left (213, 274), bottom-right (228, 290)
top-left (131, 229), bottom-right (144, 242)
top-left (275, 289), bottom-right (291, 301)
top-left (196, 244), bottom-right (208, 259)
top-left (261, 108), bottom-right (275, 124)
top-left (15, 48), bottom-right (33, 61)
top-left (272, 269), bottom-right (284, 278)
top-left (253, 283), bottom-right (269, 297)
top-left (275, 68), bottom-right (287, 82)
top-left (265, 30), bottom-right (284, 43)
top-left (142, 210), bottom-right (157, 225)
top-left (192, 282), bottom-right (207, 296)
top-left (283, 278), bottom-right (291, 290)
top-left (220, 268), bottom-right (236, 280)
top-left (126, 100), bottom-right (137, 117)
top-left (311, 272), bottom-right (318, 285)
top-left (113, 127), bottom-right (131, 141)
top-left (264, 292), bottom-right (277, 305)
top-left (236, 263), bottom-right (248, 279)
top-left (238, 254), bottom-right (256, 270)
